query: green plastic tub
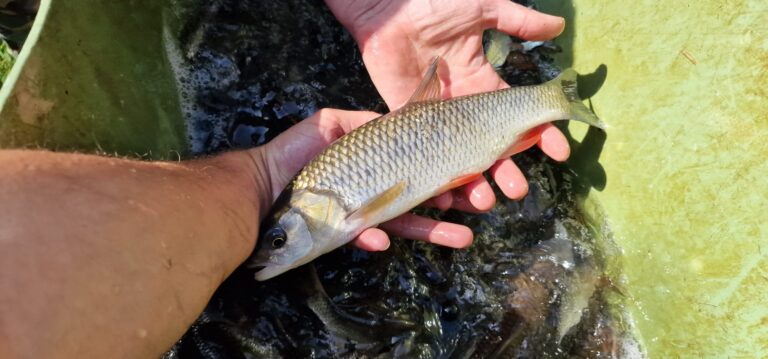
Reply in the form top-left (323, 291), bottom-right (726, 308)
top-left (536, 0), bottom-right (768, 356)
top-left (1, 0), bottom-right (765, 356)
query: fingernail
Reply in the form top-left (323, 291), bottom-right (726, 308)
top-left (507, 179), bottom-right (528, 200)
top-left (380, 237), bottom-right (391, 251)
top-left (470, 187), bottom-right (483, 201)
top-left (554, 16), bottom-right (566, 36)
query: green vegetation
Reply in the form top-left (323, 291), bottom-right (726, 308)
top-left (0, 0), bottom-right (37, 84)
top-left (0, 38), bottom-right (13, 83)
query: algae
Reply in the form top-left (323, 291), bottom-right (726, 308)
top-left (536, 0), bottom-right (768, 356)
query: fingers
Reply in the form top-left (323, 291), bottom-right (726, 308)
top-left (427, 191), bottom-right (455, 211)
top-left (351, 124), bottom-right (569, 252)
top-left (485, 125), bottom-right (569, 200)
top-left (353, 227), bottom-right (391, 251)
top-left (486, 0), bottom-right (565, 41)
top-left (500, 124), bottom-right (569, 161)
top-left (537, 123), bottom-right (570, 161)
top-left (423, 179), bottom-right (496, 213)
top-left (445, 61), bottom-right (509, 97)
top-left (380, 213), bottom-right (474, 248)
top-left (462, 176), bottom-right (496, 211)
top-left (310, 108), bottom-right (382, 142)
top-left (490, 159), bottom-right (528, 200)
top-left (261, 108), bottom-right (381, 200)
top-left (352, 214), bottom-right (475, 251)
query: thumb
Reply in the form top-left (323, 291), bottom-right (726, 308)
top-left (485, 0), bottom-right (565, 41)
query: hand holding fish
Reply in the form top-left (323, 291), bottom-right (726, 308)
top-left (252, 61), bottom-right (604, 280)
top-left (320, 0), bottom-right (570, 247)
top-left (325, 0), bottom-right (566, 107)
top-left (255, 108), bottom-right (454, 251)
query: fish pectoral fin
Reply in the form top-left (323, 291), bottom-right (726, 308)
top-left (405, 56), bottom-right (442, 104)
top-left (346, 181), bottom-right (407, 224)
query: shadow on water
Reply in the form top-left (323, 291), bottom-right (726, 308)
top-left (163, 1), bottom-right (637, 358)
top-left (567, 65), bottom-right (609, 193)
top-left (537, 0), bottom-right (610, 195)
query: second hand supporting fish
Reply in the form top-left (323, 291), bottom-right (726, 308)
top-left (250, 57), bottom-right (605, 280)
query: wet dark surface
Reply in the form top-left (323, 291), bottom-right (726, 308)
top-left (175, 0), bottom-right (384, 154)
top-left (165, 1), bottom-right (633, 358)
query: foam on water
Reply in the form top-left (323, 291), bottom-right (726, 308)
top-left (163, 25), bottom-right (210, 154)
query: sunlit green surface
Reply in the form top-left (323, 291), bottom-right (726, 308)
top-left (538, 0), bottom-right (768, 356)
top-left (0, 0), bottom-right (187, 158)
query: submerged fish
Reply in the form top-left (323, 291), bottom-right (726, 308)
top-left (484, 29), bottom-right (514, 68)
top-left (483, 29), bottom-right (550, 69)
top-left (250, 58), bottom-right (604, 280)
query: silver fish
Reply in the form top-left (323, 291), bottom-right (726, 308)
top-left (250, 58), bottom-right (604, 280)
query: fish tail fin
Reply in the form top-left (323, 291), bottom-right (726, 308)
top-left (549, 69), bottom-right (606, 130)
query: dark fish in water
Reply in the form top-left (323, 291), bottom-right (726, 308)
top-left (472, 237), bottom-right (602, 359)
top-left (304, 264), bottom-right (416, 349)
top-left (251, 57), bottom-right (605, 280)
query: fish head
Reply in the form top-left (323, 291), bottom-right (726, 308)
top-left (250, 189), bottom-right (351, 281)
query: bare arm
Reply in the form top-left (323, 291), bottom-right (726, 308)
top-left (0, 109), bottom-right (379, 358)
top-left (0, 149), bottom-right (263, 358)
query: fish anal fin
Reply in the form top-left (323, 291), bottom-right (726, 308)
top-left (499, 127), bottom-right (545, 159)
top-left (437, 173), bottom-right (483, 193)
top-left (346, 181), bottom-right (407, 223)
top-left (406, 56), bottom-right (442, 104)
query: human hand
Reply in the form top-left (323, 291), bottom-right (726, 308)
top-left (254, 108), bottom-right (484, 251)
top-left (320, 0), bottom-right (571, 246)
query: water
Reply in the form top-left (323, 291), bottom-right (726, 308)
top-left (162, 1), bottom-right (640, 357)
top-left (166, 0), bottom-right (384, 154)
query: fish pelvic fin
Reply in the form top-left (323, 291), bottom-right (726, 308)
top-left (550, 69), bottom-right (606, 130)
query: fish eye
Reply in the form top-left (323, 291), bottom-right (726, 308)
top-left (266, 227), bottom-right (288, 249)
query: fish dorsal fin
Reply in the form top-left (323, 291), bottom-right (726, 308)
top-left (406, 56), bottom-right (442, 104)
top-left (346, 181), bottom-right (406, 223)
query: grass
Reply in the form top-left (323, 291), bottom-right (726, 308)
top-left (0, 0), bottom-right (38, 84)
top-left (0, 37), bottom-right (15, 83)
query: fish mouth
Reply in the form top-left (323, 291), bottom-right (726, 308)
top-left (248, 251), bottom-right (288, 281)
top-left (249, 250), bottom-right (310, 281)
top-left (253, 264), bottom-right (290, 281)
top-left (250, 249), bottom-right (319, 281)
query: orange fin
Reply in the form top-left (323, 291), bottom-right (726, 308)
top-left (438, 173), bottom-right (483, 193)
top-left (500, 127), bottom-right (544, 159)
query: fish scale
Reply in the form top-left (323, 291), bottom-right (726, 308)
top-left (252, 67), bottom-right (604, 281)
top-left (293, 85), bottom-right (568, 213)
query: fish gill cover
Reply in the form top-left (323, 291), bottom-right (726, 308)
top-left (163, 0), bottom-right (641, 358)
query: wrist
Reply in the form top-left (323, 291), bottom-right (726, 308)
top-left (210, 149), bottom-right (274, 221)
top-left (187, 150), bottom-right (270, 264)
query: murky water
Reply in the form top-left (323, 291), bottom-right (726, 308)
top-left (163, 1), bottom-right (640, 358)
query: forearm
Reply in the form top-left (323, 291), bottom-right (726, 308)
top-left (0, 149), bottom-right (263, 358)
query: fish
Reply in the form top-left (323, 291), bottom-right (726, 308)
top-left (484, 239), bottom-right (578, 359)
top-left (249, 57), bottom-right (605, 280)
top-left (303, 264), bottom-right (415, 349)
top-left (484, 30), bottom-right (514, 68)
top-left (484, 29), bottom-right (560, 70)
